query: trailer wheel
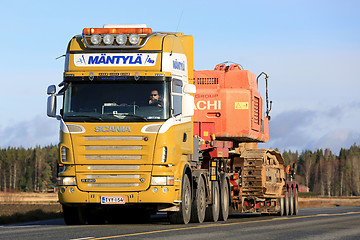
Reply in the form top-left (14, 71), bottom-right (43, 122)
top-left (63, 205), bottom-right (86, 225)
top-left (293, 188), bottom-right (299, 215)
top-left (219, 179), bottom-right (229, 221)
top-left (168, 174), bottom-right (192, 224)
top-left (190, 176), bottom-right (206, 223)
top-left (289, 188), bottom-right (294, 216)
top-left (284, 188), bottom-right (290, 216)
top-left (205, 181), bottom-right (220, 222)
top-left (278, 197), bottom-right (285, 216)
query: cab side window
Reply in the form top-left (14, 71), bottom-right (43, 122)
top-left (172, 79), bottom-right (183, 116)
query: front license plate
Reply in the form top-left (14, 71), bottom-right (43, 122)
top-left (101, 196), bottom-right (125, 204)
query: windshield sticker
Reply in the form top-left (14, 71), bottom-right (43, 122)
top-left (74, 53), bottom-right (157, 67)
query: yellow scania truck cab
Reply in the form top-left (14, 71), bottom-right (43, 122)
top-left (47, 24), bottom-right (196, 224)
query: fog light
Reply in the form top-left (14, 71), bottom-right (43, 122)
top-left (103, 34), bottom-right (114, 45)
top-left (129, 34), bottom-right (140, 45)
top-left (116, 34), bottom-right (127, 45)
top-left (90, 34), bottom-right (101, 45)
top-left (153, 187), bottom-right (158, 193)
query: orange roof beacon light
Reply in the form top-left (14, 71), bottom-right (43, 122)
top-left (82, 24), bottom-right (154, 49)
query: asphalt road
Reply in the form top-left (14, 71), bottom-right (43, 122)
top-left (1, 206), bottom-right (359, 240)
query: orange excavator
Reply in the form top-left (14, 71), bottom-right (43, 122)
top-left (193, 63), bottom-right (298, 216)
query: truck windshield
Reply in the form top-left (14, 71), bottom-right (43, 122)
top-left (63, 81), bottom-right (170, 122)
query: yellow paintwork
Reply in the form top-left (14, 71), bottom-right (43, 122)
top-left (58, 120), bottom-right (192, 205)
top-left (65, 33), bottom-right (193, 75)
top-left (58, 27), bottom-right (194, 208)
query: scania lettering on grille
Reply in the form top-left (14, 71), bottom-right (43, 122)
top-left (95, 126), bottom-right (131, 132)
top-left (74, 53), bottom-right (157, 67)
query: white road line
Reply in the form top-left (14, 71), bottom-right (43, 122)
top-left (70, 237), bottom-right (95, 240)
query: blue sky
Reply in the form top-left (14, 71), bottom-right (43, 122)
top-left (0, 0), bottom-right (359, 154)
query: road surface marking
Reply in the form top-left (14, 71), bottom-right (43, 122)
top-left (70, 237), bottom-right (95, 240)
top-left (89, 211), bottom-right (360, 240)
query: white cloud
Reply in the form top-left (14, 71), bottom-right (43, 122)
top-left (262, 103), bottom-right (360, 154)
top-left (0, 115), bottom-right (58, 148)
top-left (312, 129), bottom-right (360, 153)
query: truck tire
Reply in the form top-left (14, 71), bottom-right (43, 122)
top-left (219, 179), bottom-right (229, 221)
top-left (205, 181), bottom-right (220, 222)
top-left (289, 188), bottom-right (294, 216)
top-left (190, 176), bottom-right (206, 223)
top-left (284, 188), bottom-right (290, 216)
top-left (168, 174), bottom-right (192, 224)
top-left (278, 197), bottom-right (285, 216)
top-left (63, 205), bottom-right (86, 225)
top-left (293, 188), bottom-right (299, 215)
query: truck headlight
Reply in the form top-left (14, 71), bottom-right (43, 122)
top-left (151, 176), bottom-right (174, 186)
top-left (58, 176), bottom-right (76, 186)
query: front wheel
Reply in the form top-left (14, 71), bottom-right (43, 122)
top-left (168, 174), bottom-right (192, 224)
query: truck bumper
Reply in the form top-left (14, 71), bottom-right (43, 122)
top-left (58, 185), bottom-right (180, 205)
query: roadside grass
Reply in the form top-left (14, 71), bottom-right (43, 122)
top-left (0, 191), bottom-right (359, 225)
top-left (0, 209), bottom-right (63, 225)
top-left (299, 192), bottom-right (318, 197)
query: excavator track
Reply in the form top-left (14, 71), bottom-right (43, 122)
top-left (241, 149), bottom-right (286, 198)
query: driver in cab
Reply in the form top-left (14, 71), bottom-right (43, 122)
top-left (148, 90), bottom-right (163, 107)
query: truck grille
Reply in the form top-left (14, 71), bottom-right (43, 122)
top-left (73, 132), bottom-right (154, 192)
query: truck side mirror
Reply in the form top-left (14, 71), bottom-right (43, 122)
top-left (182, 94), bottom-right (194, 117)
top-left (47, 85), bottom-right (57, 118)
top-left (47, 85), bottom-right (56, 95)
top-left (183, 84), bottom-right (196, 94)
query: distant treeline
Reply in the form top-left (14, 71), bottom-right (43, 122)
top-left (283, 144), bottom-right (360, 196)
top-left (0, 144), bottom-right (359, 196)
top-left (0, 145), bottom-right (58, 192)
